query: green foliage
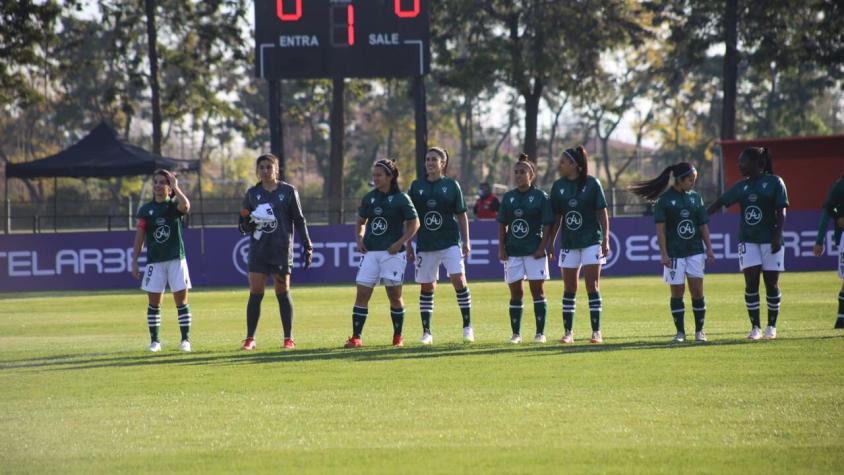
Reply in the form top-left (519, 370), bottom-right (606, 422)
top-left (0, 273), bottom-right (842, 472)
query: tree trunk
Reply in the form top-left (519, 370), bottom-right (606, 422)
top-left (721, 0), bottom-right (738, 140)
top-left (144, 0), bottom-right (162, 154)
top-left (522, 83), bottom-right (542, 160)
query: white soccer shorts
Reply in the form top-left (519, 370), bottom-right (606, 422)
top-left (663, 253), bottom-right (706, 285)
top-left (356, 250), bottom-right (407, 287)
top-left (504, 255), bottom-right (549, 284)
top-left (838, 234), bottom-right (844, 280)
top-left (738, 242), bottom-right (785, 271)
top-left (141, 258), bottom-right (192, 293)
top-left (414, 245), bottom-right (466, 283)
top-left (558, 244), bottom-right (606, 268)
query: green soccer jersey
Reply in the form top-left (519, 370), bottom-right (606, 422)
top-left (497, 186), bottom-right (554, 257)
top-left (359, 189), bottom-right (418, 252)
top-left (719, 174), bottom-right (789, 244)
top-left (653, 188), bottom-right (709, 258)
top-left (409, 177), bottom-right (467, 252)
top-left (549, 175), bottom-right (607, 249)
top-left (136, 199), bottom-right (185, 263)
top-left (819, 177), bottom-right (844, 243)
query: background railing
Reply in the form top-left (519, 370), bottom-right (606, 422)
top-left (1, 186), bottom-right (721, 233)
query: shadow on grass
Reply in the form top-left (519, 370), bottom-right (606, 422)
top-left (2, 333), bottom-right (841, 372)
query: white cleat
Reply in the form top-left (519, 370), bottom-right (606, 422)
top-left (747, 326), bottom-right (762, 340)
top-left (763, 326), bottom-right (777, 339)
top-left (533, 333), bottom-right (546, 344)
top-left (672, 332), bottom-right (686, 343)
top-left (509, 333), bottom-right (522, 344)
top-left (590, 331), bottom-right (603, 344)
top-left (420, 332), bottom-right (433, 345)
top-left (178, 340), bottom-right (192, 352)
top-left (148, 341), bottom-right (161, 352)
top-left (559, 331), bottom-right (574, 344)
top-left (463, 327), bottom-right (475, 343)
top-left (695, 331), bottom-right (707, 342)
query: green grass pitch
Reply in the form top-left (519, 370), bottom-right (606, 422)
top-left (1, 272), bottom-right (842, 473)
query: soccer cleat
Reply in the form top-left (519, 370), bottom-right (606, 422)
top-left (178, 340), bottom-right (192, 352)
top-left (672, 332), bottom-right (686, 343)
top-left (763, 326), bottom-right (777, 339)
top-left (241, 337), bottom-right (256, 350)
top-left (420, 332), bottom-right (433, 345)
top-left (747, 327), bottom-right (762, 340)
top-left (463, 326), bottom-right (475, 343)
top-left (533, 333), bottom-right (546, 343)
top-left (695, 331), bottom-right (707, 342)
top-left (509, 333), bottom-right (521, 344)
top-left (344, 336), bottom-right (362, 348)
top-left (590, 331), bottom-right (603, 344)
top-left (283, 338), bottom-right (295, 349)
top-left (392, 335), bottom-right (404, 347)
top-left (835, 317), bottom-right (844, 329)
top-left (559, 331), bottom-right (574, 344)
top-left (148, 341), bottom-right (161, 352)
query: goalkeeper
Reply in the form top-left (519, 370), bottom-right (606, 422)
top-left (238, 154), bottom-right (313, 350)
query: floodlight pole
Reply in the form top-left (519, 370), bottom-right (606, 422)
top-left (414, 76), bottom-right (428, 180)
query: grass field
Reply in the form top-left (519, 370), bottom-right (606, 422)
top-left (1, 272), bottom-right (843, 474)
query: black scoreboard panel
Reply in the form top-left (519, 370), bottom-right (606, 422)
top-left (255, 0), bottom-right (431, 79)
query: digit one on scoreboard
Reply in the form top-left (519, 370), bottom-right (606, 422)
top-left (255, 0), bottom-right (431, 79)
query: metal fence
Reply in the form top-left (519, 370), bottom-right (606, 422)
top-left (2, 186), bottom-right (721, 234)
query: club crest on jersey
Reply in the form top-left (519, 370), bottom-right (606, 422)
top-left (744, 206), bottom-right (763, 225)
top-left (153, 225), bottom-right (171, 243)
top-left (418, 190), bottom-right (424, 196)
top-left (388, 196), bottom-right (393, 203)
top-left (529, 195), bottom-right (534, 203)
top-left (743, 185), bottom-right (748, 191)
top-left (426, 199), bottom-right (437, 209)
top-left (257, 194), bottom-right (261, 200)
top-left (677, 219), bottom-right (695, 239)
top-left (441, 186), bottom-right (447, 193)
top-left (371, 197), bottom-right (375, 203)
top-left (568, 199), bottom-right (578, 207)
top-left (748, 194), bottom-right (758, 203)
top-left (148, 210), bottom-right (153, 215)
top-left (374, 207), bottom-right (383, 216)
top-left (279, 194), bottom-right (284, 201)
top-left (510, 197), bottom-right (515, 203)
top-left (762, 182), bottom-right (768, 189)
top-left (511, 219), bottom-right (529, 238)
top-left (514, 209), bottom-right (524, 218)
top-left (680, 209), bottom-right (690, 218)
top-left (370, 217), bottom-right (388, 235)
top-left (671, 200), bottom-right (676, 206)
top-left (560, 189), bottom-right (565, 195)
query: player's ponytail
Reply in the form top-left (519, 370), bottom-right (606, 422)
top-left (629, 162), bottom-right (695, 202)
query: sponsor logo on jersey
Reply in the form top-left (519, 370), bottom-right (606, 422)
top-left (153, 225), bottom-right (171, 243)
top-left (511, 219), bottom-right (529, 238)
top-left (514, 209), bottom-right (524, 218)
top-left (748, 193), bottom-right (758, 203)
top-left (565, 211), bottom-right (583, 230)
top-left (424, 211), bottom-right (443, 231)
top-left (374, 207), bottom-right (383, 216)
top-left (677, 219), bottom-right (696, 240)
top-left (371, 217), bottom-right (388, 235)
top-left (426, 199), bottom-right (437, 208)
top-left (744, 206), bottom-right (763, 225)
top-left (680, 209), bottom-right (690, 218)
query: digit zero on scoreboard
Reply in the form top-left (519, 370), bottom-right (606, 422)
top-left (255, 0), bottom-right (431, 79)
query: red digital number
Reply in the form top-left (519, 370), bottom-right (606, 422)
top-left (394, 0), bottom-right (420, 18)
top-left (276, 0), bottom-right (302, 21)
top-left (347, 5), bottom-right (355, 45)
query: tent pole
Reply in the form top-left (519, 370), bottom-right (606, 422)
top-left (197, 162), bottom-right (205, 255)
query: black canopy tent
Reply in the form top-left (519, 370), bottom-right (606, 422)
top-left (4, 122), bottom-right (204, 248)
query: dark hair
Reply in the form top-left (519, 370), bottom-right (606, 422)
top-left (152, 168), bottom-right (175, 198)
top-left (427, 146), bottom-right (449, 173)
top-left (562, 145), bottom-right (589, 191)
top-left (629, 162), bottom-right (696, 202)
top-left (374, 158), bottom-right (401, 194)
top-left (514, 153), bottom-right (536, 185)
top-left (739, 147), bottom-right (773, 175)
top-left (256, 153), bottom-right (280, 169)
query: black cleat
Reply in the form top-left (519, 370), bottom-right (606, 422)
top-left (835, 317), bottom-right (844, 329)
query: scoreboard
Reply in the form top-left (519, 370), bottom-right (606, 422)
top-left (254, 0), bottom-right (431, 79)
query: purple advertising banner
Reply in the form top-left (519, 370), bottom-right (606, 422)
top-left (0, 210), bottom-right (838, 292)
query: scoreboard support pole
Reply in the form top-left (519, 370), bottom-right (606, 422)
top-left (328, 77), bottom-right (346, 225)
top-left (268, 79), bottom-right (285, 181)
top-left (413, 76), bottom-right (427, 180)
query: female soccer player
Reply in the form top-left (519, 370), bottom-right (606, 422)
top-left (131, 169), bottom-right (193, 352)
top-left (630, 162), bottom-right (715, 342)
top-left (813, 174), bottom-right (844, 329)
top-left (498, 153), bottom-right (554, 344)
top-left (547, 146), bottom-right (610, 344)
top-left (707, 147), bottom-right (788, 340)
top-left (345, 158), bottom-right (420, 348)
top-left (238, 154), bottom-right (313, 350)
top-left (407, 147), bottom-right (474, 344)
